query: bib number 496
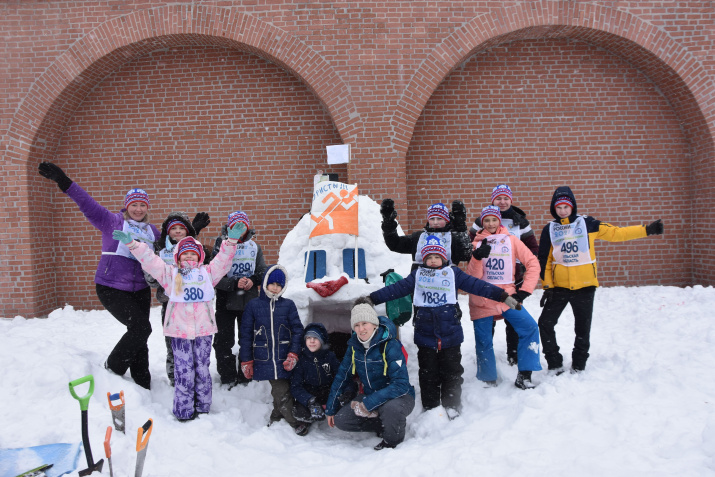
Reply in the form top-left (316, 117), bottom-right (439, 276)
top-left (560, 241), bottom-right (579, 253)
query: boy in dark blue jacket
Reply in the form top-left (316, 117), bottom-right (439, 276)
top-left (326, 299), bottom-right (415, 450)
top-left (291, 323), bottom-right (356, 435)
top-left (369, 235), bottom-right (520, 419)
top-left (239, 265), bottom-right (306, 434)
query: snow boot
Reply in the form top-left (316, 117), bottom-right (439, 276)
top-left (374, 440), bottom-right (396, 451)
top-left (514, 371), bottom-right (535, 390)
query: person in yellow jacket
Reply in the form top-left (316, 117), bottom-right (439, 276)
top-left (537, 186), bottom-right (663, 373)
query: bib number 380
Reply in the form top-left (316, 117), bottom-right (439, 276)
top-left (183, 287), bottom-right (204, 301)
top-left (421, 291), bottom-right (447, 305)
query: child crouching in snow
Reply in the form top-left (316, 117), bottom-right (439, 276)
top-left (113, 223), bottom-right (244, 421)
top-left (368, 235), bottom-right (521, 419)
top-left (290, 323), bottom-right (357, 436)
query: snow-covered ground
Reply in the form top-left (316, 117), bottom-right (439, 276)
top-left (2, 285), bottom-right (715, 476)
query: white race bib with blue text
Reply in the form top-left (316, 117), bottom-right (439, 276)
top-left (413, 267), bottom-right (457, 307)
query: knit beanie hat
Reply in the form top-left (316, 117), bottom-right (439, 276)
top-left (554, 196), bottom-right (574, 209)
top-left (491, 184), bottom-right (512, 203)
top-left (304, 329), bottom-right (324, 346)
top-left (227, 211), bottom-right (250, 231)
top-left (166, 218), bottom-right (189, 234)
top-left (427, 203), bottom-right (450, 223)
top-left (420, 234), bottom-right (448, 262)
top-left (266, 267), bottom-right (286, 288)
top-left (480, 205), bottom-right (502, 225)
top-left (350, 303), bottom-right (379, 329)
top-left (175, 236), bottom-right (204, 263)
top-left (125, 188), bottom-right (150, 209)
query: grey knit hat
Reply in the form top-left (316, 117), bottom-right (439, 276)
top-left (350, 303), bottom-right (379, 329)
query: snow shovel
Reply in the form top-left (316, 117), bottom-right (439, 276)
top-left (68, 375), bottom-right (104, 476)
top-left (103, 427), bottom-right (114, 477)
top-left (107, 391), bottom-right (125, 433)
top-left (134, 419), bottom-right (153, 477)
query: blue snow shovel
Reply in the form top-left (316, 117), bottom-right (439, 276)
top-left (68, 375), bottom-right (104, 476)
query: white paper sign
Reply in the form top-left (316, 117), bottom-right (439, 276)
top-left (326, 144), bottom-right (350, 164)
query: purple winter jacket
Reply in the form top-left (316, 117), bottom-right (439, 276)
top-left (65, 183), bottom-right (160, 292)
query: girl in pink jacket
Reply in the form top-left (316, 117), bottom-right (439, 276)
top-left (466, 206), bottom-right (542, 389)
top-left (113, 223), bottom-right (243, 420)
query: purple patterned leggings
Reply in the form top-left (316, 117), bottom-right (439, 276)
top-left (171, 335), bottom-right (213, 419)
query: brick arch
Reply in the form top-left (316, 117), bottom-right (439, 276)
top-left (4, 4), bottom-right (360, 167)
top-left (391, 1), bottom-right (714, 154)
top-left (3, 5), bottom-right (360, 317)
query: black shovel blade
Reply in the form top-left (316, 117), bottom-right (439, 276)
top-left (78, 458), bottom-right (104, 476)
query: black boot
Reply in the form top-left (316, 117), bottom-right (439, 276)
top-left (514, 371), bottom-right (535, 390)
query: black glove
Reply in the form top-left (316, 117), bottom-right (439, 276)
top-left (472, 238), bottom-right (491, 260)
top-left (380, 198), bottom-right (398, 232)
top-left (192, 212), bottom-right (211, 235)
top-left (645, 219), bottom-right (663, 236)
top-left (38, 162), bottom-right (73, 192)
top-left (540, 288), bottom-right (554, 308)
top-left (337, 390), bottom-right (357, 408)
top-left (511, 290), bottom-right (531, 303)
top-left (450, 200), bottom-right (467, 232)
top-left (308, 397), bottom-right (325, 421)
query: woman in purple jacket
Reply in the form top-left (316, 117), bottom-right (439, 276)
top-left (39, 162), bottom-right (160, 389)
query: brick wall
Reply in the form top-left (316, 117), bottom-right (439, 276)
top-left (1, 1), bottom-right (713, 316)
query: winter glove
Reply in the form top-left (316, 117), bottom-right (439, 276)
top-left (450, 200), bottom-right (468, 232)
top-left (227, 222), bottom-right (247, 241)
top-left (241, 361), bottom-right (254, 380)
top-left (191, 212), bottom-right (211, 235)
top-left (511, 290), bottom-right (531, 303)
top-left (500, 291), bottom-right (522, 310)
top-left (380, 198), bottom-right (398, 232)
top-left (306, 276), bottom-right (349, 297)
top-left (283, 352), bottom-right (299, 372)
top-left (351, 400), bottom-right (379, 418)
top-left (472, 238), bottom-right (491, 260)
top-left (540, 288), bottom-right (553, 308)
top-left (38, 162), bottom-right (73, 192)
top-left (337, 390), bottom-right (357, 407)
top-left (308, 397), bottom-right (325, 421)
top-left (645, 219), bottom-right (664, 236)
top-left (112, 230), bottom-right (134, 245)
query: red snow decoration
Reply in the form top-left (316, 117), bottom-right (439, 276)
top-left (306, 276), bottom-right (349, 297)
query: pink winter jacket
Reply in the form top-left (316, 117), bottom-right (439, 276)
top-left (127, 239), bottom-right (237, 339)
top-left (466, 225), bottom-right (540, 320)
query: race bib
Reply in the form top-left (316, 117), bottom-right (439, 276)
top-left (550, 216), bottom-right (594, 266)
top-left (481, 234), bottom-right (514, 285)
top-left (114, 220), bottom-right (155, 260)
top-left (168, 266), bottom-right (215, 303)
top-left (227, 240), bottom-right (258, 278)
top-left (413, 267), bottom-right (457, 307)
top-left (415, 231), bottom-right (452, 265)
top-left (159, 247), bottom-right (175, 265)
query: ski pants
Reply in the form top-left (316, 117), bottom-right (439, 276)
top-left (96, 284), bottom-right (152, 389)
top-left (473, 307), bottom-right (542, 382)
top-left (172, 335), bottom-right (213, 419)
top-left (492, 319), bottom-right (519, 363)
top-left (160, 302), bottom-right (175, 384)
top-left (213, 307), bottom-right (250, 385)
top-left (538, 286), bottom-right (596, 371)
top-left (417, 345), bottom-right (463, 411)
top-left (333, 393), bottom-right (415, 447)
top-left (270, 379), bottom-right (299, 427)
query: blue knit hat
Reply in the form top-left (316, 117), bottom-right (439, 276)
top-left (427, 203), bottom-right (450, 223)
top-left (266, 267), bottom-right (286, 288)
top-left (491, 184), bottom-right (512, 203)
top-left (480, 205), bottom-right (502, 225)
top-left (421, 235), bottom-right (448, 262)
top-left (124, 188), bottom-right (150, 209)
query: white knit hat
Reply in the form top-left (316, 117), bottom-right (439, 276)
top-left (350, 303), bottom-right (379, 329)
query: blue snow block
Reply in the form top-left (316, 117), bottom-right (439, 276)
top-left (0, 442), bottom-right (81, 477)
top-left (342, 248), bottom-right (366, 279)
top-left (304, 250), bottom-right (327, 282)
